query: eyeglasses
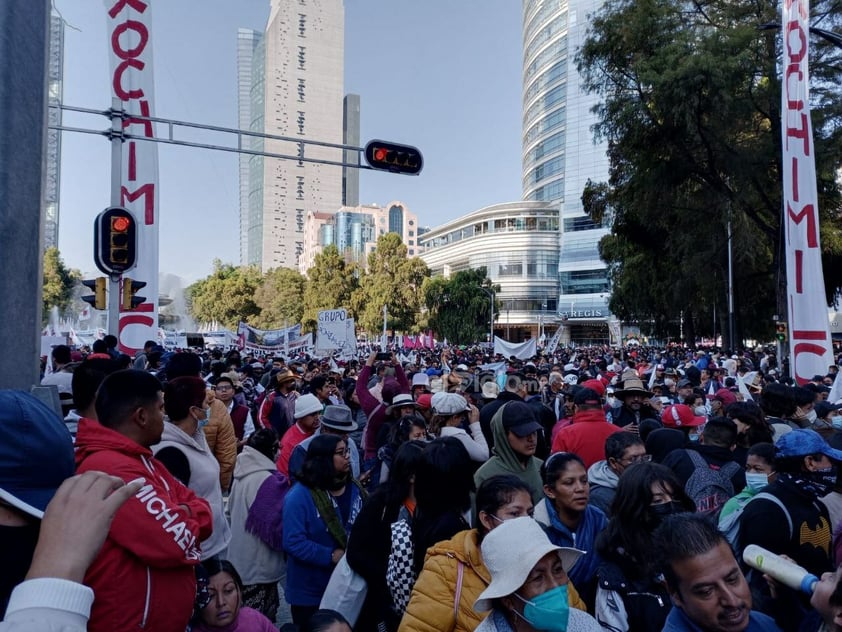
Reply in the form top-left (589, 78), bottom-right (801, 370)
top-left (622, 454), bottom-right (652, 465)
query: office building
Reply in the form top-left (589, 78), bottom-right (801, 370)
top-left (44, 10), bottom-right (64, 251)
top-left (238, 0), bottom-right (345, 272)
top-left (522, 0), bottom-right (614, 344)
top-left (419, 202), bottom-right (560, 342)
top-left (300, 201), bottom-right (422, 273)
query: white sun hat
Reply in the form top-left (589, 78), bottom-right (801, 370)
top-left (474, 516), bottom-right (584, 612)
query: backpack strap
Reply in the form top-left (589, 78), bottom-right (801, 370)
top-left (687, 449), bottom-right (707, 469)
top-left (751, 491), bottom-right (793, 540)
top-left (454, 560), bottom-right (465, 619)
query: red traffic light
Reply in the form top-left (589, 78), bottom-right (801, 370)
top-left (364, 139), bottom-right (423, 175)
top-left (112, 216), bottom-right (131, 232)
top-left (94, 207), bottom-right (138, 275)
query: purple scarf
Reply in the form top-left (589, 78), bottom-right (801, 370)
top-left (245, 471), bottom-right (290, 551)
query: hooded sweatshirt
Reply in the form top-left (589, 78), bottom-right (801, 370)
top-left (227, 446), bottom-right (286, 585)
top-left (152, 422), bottom-right (232, 560)
top-left (587, 460), bottom-right (619, 516)
top-left (74, 418), bottom-right (213, 632)
top-left (473, 404), bottom-right (544, 506)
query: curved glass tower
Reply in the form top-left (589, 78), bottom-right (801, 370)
top-left (522, 0), bottom-right (613, 344)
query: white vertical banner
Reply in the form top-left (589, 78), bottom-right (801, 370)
top-left (105, 0), bottom-right (160, 354)
top-left (781, 0), bottom-right (834, 384)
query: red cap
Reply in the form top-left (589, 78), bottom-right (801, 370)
top-left (661, 404), bottom-right (706, 428)
top-left (711, 388), bottom-right (737, 407)
top-left (416, 393), bottom-right (433, 410)
top-left (581, 379), bottom-right (606, 397)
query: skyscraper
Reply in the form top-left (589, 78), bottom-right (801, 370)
top-left (522, 0), bottom-right (613, 342)
top-left (239, 0), bottom-right (345, 272)
top-left (44, 10), bottom-right (64, 252)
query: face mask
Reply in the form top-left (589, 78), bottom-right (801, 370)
top-left (694, 406), bottom-right (708, 417)
top-left (806, 410), bottom-right (818, 423)
top-left (514, 584), bottom-right (570, 632)
top-left (831, 416), bottom-right (842, 430)
top-left (649, 500), bottom-right (685, 518)
top-left (811, 465), bottom-right (838, 491)
top-left (745, 472), bottom-right (769, 492)
top-left (0, 523), bottom-right (40, 617)
top-left (664, 378), bottom-right (675, 387)
top-left (197, 407), bottom-right (211, 428)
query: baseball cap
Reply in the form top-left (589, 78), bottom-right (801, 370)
top-left (416, 393), bottom-right (433, 410)
top-left (677, 378), bottom-right (693, 389)
top-left (0, 391), bottom-right (75, 518)
top-left (710, 388), bottom-right (737, 407)
top-left (777, 429), bottom-right (842, 460)
top-left (661, 404), bottom-right (706, 428)
top-left (815, 401), bottom-right (842, 420)
top-left (581, 378), bottom-right (606, 397)
top-left (500, 402), bottom-right (542, 437)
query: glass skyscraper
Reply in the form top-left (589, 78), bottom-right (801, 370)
top-left (522, 0), bottom-right (613, 340)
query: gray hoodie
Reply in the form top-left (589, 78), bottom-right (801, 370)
top-left (227, 446), bottom-right (285, 585)
top-left (587, 460), bottom-right (619, 517)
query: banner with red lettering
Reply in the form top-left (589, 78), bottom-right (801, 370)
top-left (105, 0), bottom-right (159, 354)
top-left (781, 0), bottom-right (833, 384)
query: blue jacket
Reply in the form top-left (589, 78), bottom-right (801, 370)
top-left (282, 482), bottom-right (362, 606)
top-left (535, 497), bottom-right (607, 604)
top-left (661, 606), bottom-right (781, 631)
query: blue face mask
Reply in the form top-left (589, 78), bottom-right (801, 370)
top-left (197, 407), bottom-right (211, 428)
top-left (514, 584), bottom-right (570, 631)
top-left (831, 416), bottom-right (842, 431)
top-left (744, 472), bottom-right (769, 492)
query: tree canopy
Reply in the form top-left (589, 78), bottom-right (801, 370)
top-left (186, 260), bottom-right (262, 330)
top-left (352, 233), bottom-right (430, 333)
top-left (423, 267), bottom-right (499, 345)
top-left (252, 267), bottom-right (305, 329)
top-left (300, 244), bottom-right (359, 333)
top-left (578, 0), bottom-right (842, 345)
top-left (42, 247), bottom-right (81, 325)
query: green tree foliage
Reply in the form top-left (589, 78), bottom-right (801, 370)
top-left (186, 260), bottom-right (262, 330)
top-left (301, 245), bottom-right (359, 332)
top-left (578, 0), bottom-right (842, 344)
top-left (352, 233), bottom-right (430, 333)
top-left (42, 247), bottom-right (81, 324)
top-left (252, 267), bottom-right (305, 329)
top-left (423, 268), bottom-right (499, 345)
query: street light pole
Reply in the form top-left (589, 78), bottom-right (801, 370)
top-left (479, 286), bottom-right (495, 348)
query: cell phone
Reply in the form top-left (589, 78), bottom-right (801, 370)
top-left (376, 352), bottom-right (391, 361)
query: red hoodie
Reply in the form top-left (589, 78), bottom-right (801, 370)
top-left (75, 418), bottom-right (213, 632)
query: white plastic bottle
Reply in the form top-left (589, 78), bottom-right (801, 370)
top-left (742, 544), bottom-right (818, 594)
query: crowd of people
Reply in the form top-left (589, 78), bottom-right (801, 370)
top-left (4, 340), bottom-right (842, 631)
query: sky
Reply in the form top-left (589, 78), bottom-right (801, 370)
top-left (54, 1), bottom-right (524, 283)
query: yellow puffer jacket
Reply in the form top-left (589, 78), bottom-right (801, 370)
top-left (398, 529), bottom-right (586, 632)
top-left (202, 396), bottom-right (237, 491)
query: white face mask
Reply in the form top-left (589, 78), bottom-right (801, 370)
top-left (694, 406), bottom-right (708, 418)
top-left (664, 378), bottom-right (675, 387)
top-left (805, 409), bottom-right (818, 423)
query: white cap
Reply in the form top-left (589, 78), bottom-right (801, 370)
top-left (294, 394), bottom-right (322, 419)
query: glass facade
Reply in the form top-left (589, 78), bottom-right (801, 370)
top-left (44, 12), bottom-right (63, 252)
top-left (237, 29), bottom-right (264, 267)
top-left (522, 0), bottom-right (611, 322)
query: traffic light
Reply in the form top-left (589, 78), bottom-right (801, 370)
top-left (81, 278), bottom-right (107, 310)
top-left (775, 321), bottom-right (788, 342)
top-left (122, 278), bottom-right (147, 311)
top-left (363, 139), bottom-right (423, 175)
top-left (94, 207), bottom-right (137, 275)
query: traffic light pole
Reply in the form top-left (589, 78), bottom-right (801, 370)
top-left (107, 98), bottom-right (124, 335)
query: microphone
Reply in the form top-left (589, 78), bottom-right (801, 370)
top-left (742, 545), bottom-right (818, 595)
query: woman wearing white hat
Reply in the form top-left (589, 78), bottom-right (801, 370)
top-left (474, 517), bottom-right (601, 631)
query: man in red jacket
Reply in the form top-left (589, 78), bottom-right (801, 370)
top-left (75, 369), bottom-right (213, 632)
top-left (551, 387), bottom-right (621, 468)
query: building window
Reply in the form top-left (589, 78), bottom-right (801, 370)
top-left (389, 205), bottom-right (404, 234)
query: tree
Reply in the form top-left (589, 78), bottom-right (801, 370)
top-left (252, 267), bottom-right (305, 329)
top-left (186, 260), bottom-right (262, 330)
top-left (423, 267), bottom-right (499, 345)
top-left (301, 245), bottom-right (359, 332)
top-left (42, 247), bottom-right (81, 325)
top-left (578, 0), bottom-right (842, 344)
top-left (352, 233), bottom-right (430, 333)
